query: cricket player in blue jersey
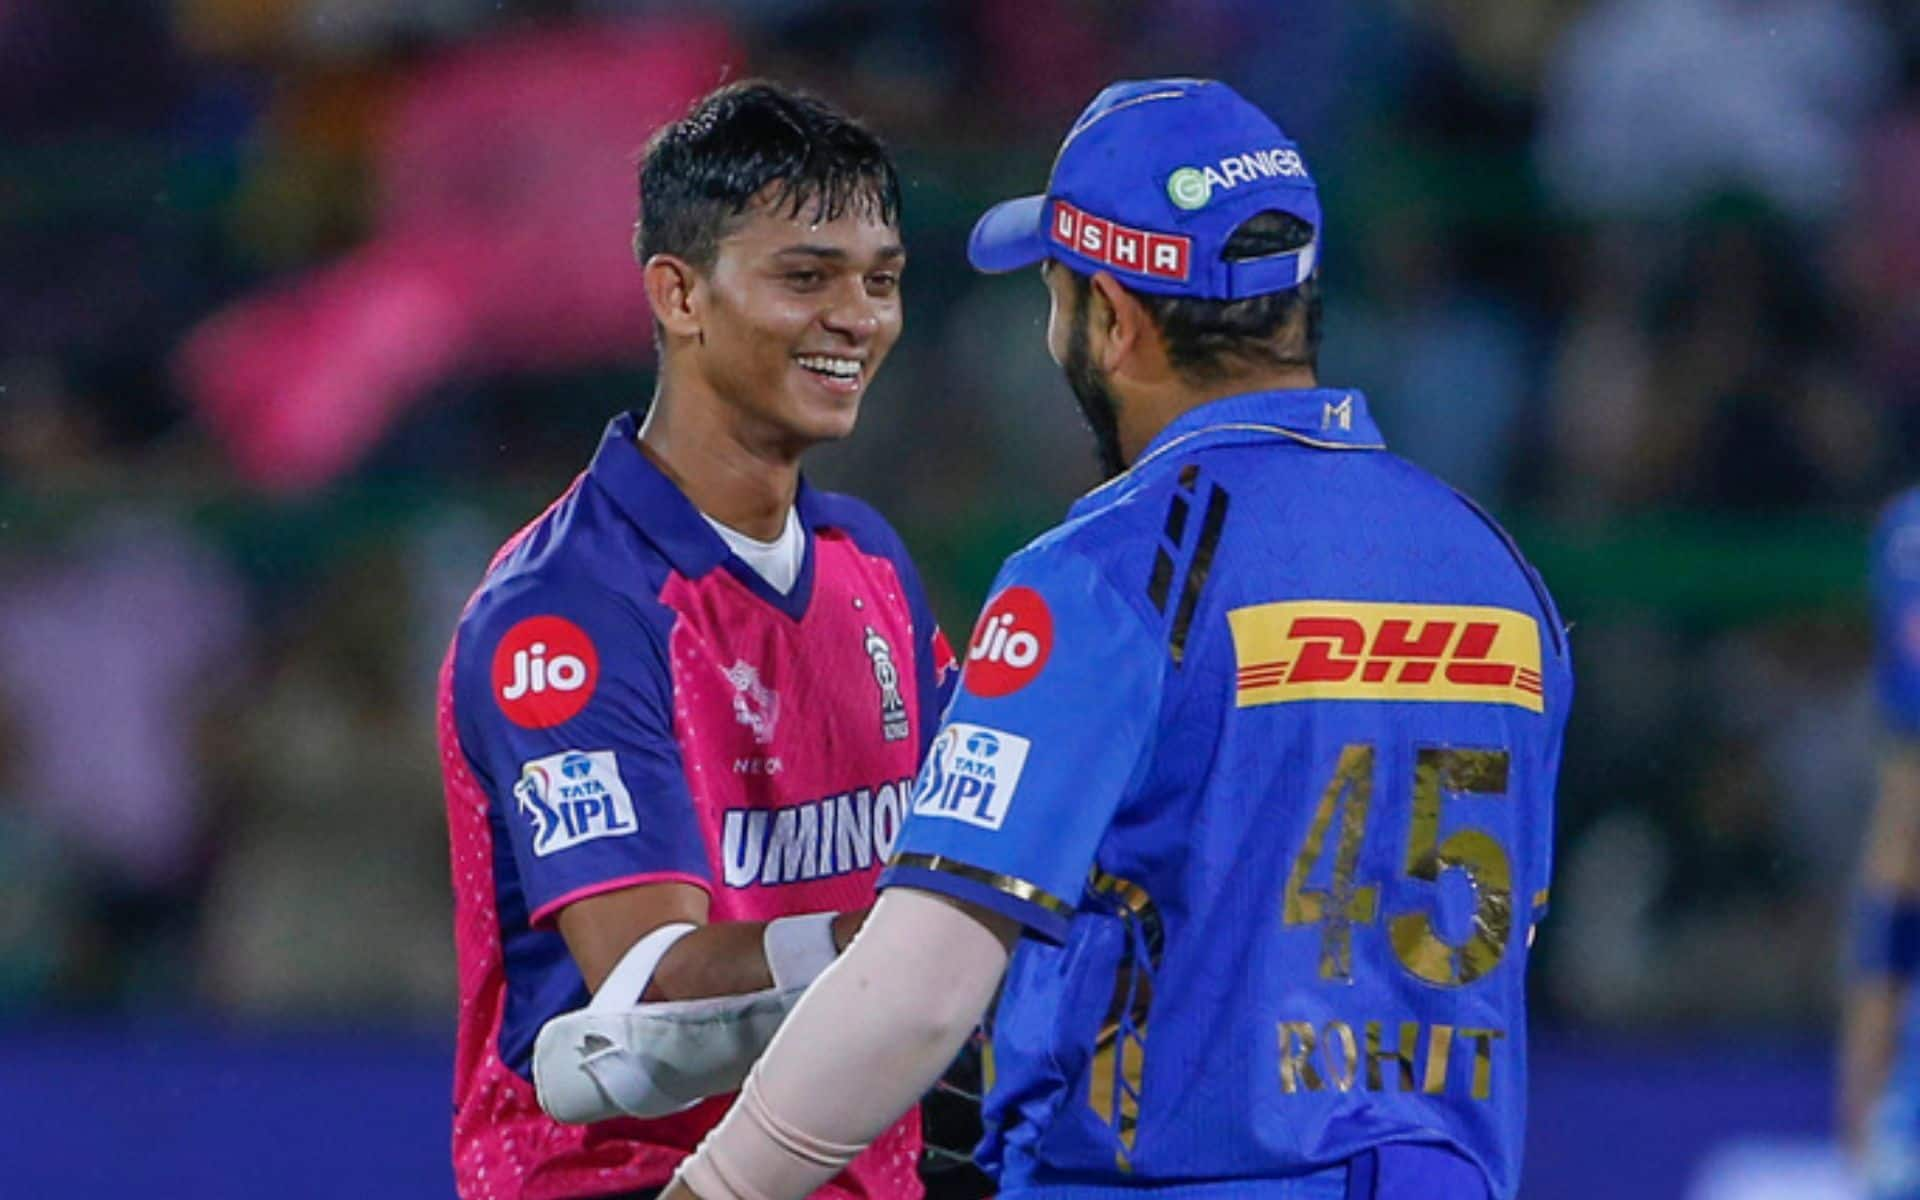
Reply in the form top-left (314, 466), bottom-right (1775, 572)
top-left (1847, 488), bottom-right (1920, 1198)
top-left (659, 79), bottom-right (1572, 1200)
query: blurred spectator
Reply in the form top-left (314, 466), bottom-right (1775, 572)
top-left (1539, 0), bottom-right (1894, 221)
top-left (0, 513), bottom-right (246, 892)
top-left (1841, 60), bottom-right (1920, 457)
top-left (198, 537), bottom-right (452, 1018)
top-left (175, 16), bottom-right (741, 491)
top-left (0, 683), bottom-right (85, 1009)
top-left (1325, 213), bottom-right (1537, 501)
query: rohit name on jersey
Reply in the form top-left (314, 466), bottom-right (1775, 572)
top-left (722, 777), bottom-right (916, 887)
top-left (1277, 1016), bottom-right (1509, 1104)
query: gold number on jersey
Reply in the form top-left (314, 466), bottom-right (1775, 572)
top-left (1281, 744), bottom-right (1380, 983)
top-left (1389, 749), bottom-right (1513, 986)
top-left (1284, 745), bottom-right (1516, 989)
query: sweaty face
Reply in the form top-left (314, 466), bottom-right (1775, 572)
top-left (1045, 263), bottom-right (1127, 480)
top-left (693, 195), bottom-right (905, 449)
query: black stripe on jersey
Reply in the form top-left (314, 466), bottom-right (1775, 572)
top-left (1163, 493), bottom-right (1191, 546)
top-left (1150, 468), bottom-right (1202, 616)
top-left (1168, 484), bottom-right (1229, 665)
top-left (1147, 548), bottom-right (1175, 613)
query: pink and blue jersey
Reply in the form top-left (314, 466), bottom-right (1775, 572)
top-left (439, 413), bottom-right (955, 1200)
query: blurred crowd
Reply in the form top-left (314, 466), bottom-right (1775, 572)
top-left (2, 0), bottom-right (1918, 1035)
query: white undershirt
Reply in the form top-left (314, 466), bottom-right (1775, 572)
top-left (702, 507), bottom-right (805, 594)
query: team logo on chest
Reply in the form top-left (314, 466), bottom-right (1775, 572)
top-left (863, 626), bottom-right (911, 743)
top-left (725, 660), bottom-right (780, 745)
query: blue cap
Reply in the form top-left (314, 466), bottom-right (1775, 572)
top-left (968, 78), bottom-right (1321, 299)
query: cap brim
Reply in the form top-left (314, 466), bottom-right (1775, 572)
top-left (967, 195), bottom-right (1049, 274)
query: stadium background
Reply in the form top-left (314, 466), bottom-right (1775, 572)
top-left (1, 0), bottom-right (1916, 1196)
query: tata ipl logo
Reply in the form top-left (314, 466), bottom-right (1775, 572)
top-left (911, 723), bottom-right (1030, 832)
top-left (513, 749), bottom-right (637, 857)
top-left (515, 763), bottom-right (562, 851)
top-left (1167, 167), bottom-right (1211, 211)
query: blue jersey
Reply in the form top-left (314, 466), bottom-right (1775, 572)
top-left (880, 389), bottom-right (1571, 1200)
top-left (1868, 488), bottom-right (1920, 1200)
top-left (1875, 488), bottom-right (1920, 735)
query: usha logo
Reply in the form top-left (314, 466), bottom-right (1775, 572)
top-left (1051, 200), bottom-right (1190, 282)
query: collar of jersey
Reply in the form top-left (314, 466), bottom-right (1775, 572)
top-left (1081, 387), bottom-right (1384, 505)
top-left (585, 412), bottom-right (825, 619)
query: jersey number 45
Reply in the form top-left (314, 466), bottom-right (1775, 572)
top-left (1284, 744), bottom-right (1514, 989)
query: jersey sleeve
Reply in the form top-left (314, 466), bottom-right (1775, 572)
top-left (453, 577), bottom-right (710, 926)
top-left (1875, 494), bottom-right (1920, 736)
top-left (879, 546), bottom-right (1164, 943)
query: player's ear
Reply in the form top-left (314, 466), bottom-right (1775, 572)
top-left (643, 254), bottom-right (705, 342)
top-left (1088, 271), bottom-right (1147, 374)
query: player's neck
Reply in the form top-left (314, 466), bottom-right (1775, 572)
top-left (637, 393), bottom-right (800, 542)
top-left (1119, 367), bottom-right (1319, 466)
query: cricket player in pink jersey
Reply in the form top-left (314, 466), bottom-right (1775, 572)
top-left (437, 82), bottom-right (955, 1200)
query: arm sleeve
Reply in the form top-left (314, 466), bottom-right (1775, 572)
top-left (454, 577), bottom-right (711, 925)
top-left (879, 546), bottom-right (1164, 943)
top-left (1876, 497), bottom-right (1920, 736)
top-left (672, 888), bottom-right (1011, 1200)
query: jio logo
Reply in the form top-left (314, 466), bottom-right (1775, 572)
top-left (492, 615), bottom-right (600, 728)
top-left (964, 586), bottom-right (1054, 698)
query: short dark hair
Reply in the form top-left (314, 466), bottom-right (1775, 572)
top-left (1070, 210), bottom-right (1321, 382)
top-left (637, 80), bottom-right (902, 270)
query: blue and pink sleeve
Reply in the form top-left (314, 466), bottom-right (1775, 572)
top-left (454, 576), bottom-right (712, 926)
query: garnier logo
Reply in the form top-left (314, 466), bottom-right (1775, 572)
top-left (1167, 167), bottom-right (1211, 210)
top-left (1169, 147), bottom-right (1310, 211)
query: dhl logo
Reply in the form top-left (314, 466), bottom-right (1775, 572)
top-left (1227, 601), bottom-right (1544, 713)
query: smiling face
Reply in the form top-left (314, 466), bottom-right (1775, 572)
top-left (679, 193), bottom-right (905, 452)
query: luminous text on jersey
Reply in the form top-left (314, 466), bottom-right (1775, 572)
top-left (1227, 600), bottom-right (1544, 713)
top-left (493, 615), bottom-right (599, 728)
top-left (721, 777), bottom-right (915, 887)
top-left (965, 586), bottom-right (1053, 698)
top-left (1052, 200), bottom-right (1191, 282)
top-left (514, 749), bottom-right (636, 856)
